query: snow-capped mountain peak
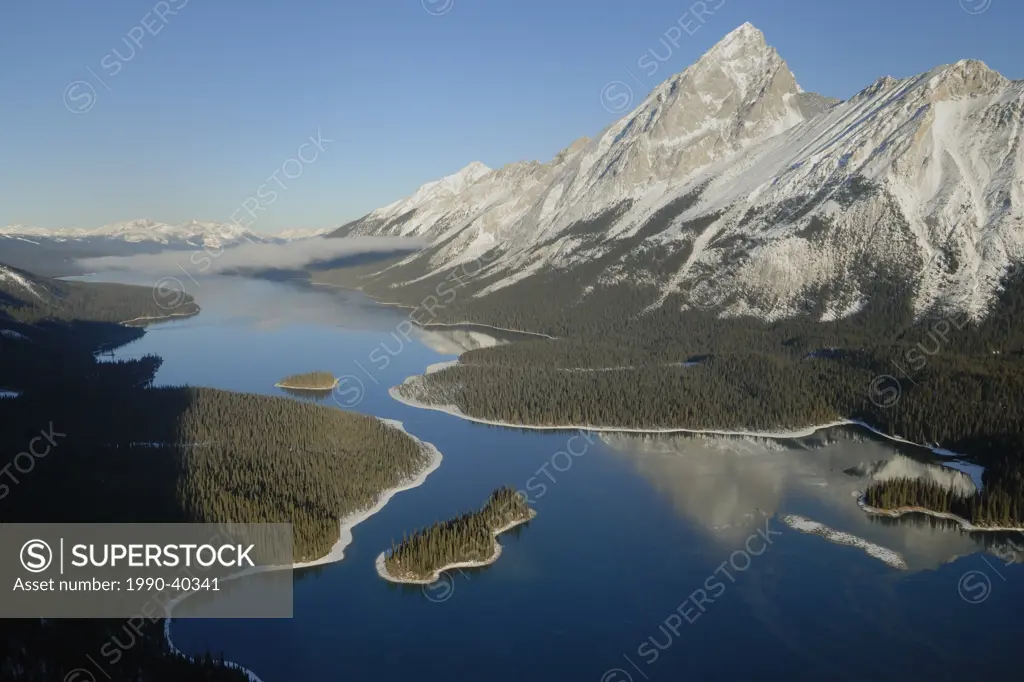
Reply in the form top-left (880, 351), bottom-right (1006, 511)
top-left (329, 23), bottom-right (1024, 327)
top-left (701, 22), bottom-right (770, 72)
top-left (1, 219), bottom-right (279, 248)
top-left (401, 161), bottom-right (492, 207)
top-left (928, 59), bottom-right (1008, 100)
top-left (1, 219), bottom-right (332, 250)
top-left (272, 228), bottom-right (330, 240)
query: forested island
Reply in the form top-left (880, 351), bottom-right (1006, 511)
top-left (0, 262), bottom-right (440, 681)
top-left (275, 370), bottom-right (339, 390)
top-left (377, 487), bottom-right (536, 584)
top-left (862, 477), bottom-right (1024, 530)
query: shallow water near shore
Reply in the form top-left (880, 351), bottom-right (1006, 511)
top-left (91, 274), bottom-right (1024, 682)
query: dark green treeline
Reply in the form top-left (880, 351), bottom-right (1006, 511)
top-left (865, 476), bottom-right (1024, 528)
top-left (276, 370), bottom-right (336, 389)
top-left (384, 487), bottom-right (534, 580)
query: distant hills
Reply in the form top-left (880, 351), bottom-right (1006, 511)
top-left (0, 220), bottom-right (328, 276)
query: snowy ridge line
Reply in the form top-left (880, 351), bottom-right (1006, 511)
top-left (340, 23), bottom-right (1024, 325)
top-left (163, 419), bottom-right (444, 682)
top-left (0, 220), bottom-right (326, 245)
top-left (0, 265), bottom-right (45, 300)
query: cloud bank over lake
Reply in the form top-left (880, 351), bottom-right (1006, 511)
top-left (78, 236), bottom-right (425, 276)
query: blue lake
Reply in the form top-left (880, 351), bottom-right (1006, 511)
top-left (93, 275), bottom-right (1024, 682)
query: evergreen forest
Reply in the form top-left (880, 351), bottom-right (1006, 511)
top-left (864, 475), bottom-right (1024, 528)
top-left (0, 263), bottom-right (432, 681)
top-left (276, 371), bottom-right (337, 389)
top-left (317, 188), bottom-right (1024, 480)
top-left (383, 487), bottom-right (534, 581)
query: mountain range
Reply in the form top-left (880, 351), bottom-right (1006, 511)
top-left (1, 219), bottom-right (327, 247)
top-left (0, 219), bottom-right (331, 277)
top-left (329, 22), bottom-right (1024, 326)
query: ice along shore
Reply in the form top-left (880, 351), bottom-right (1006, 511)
top-left (163, 418), bottom-right (444, 682)
top-left (388, 363), bottom-right (977, 453)
top-left (374, 509), bottom-right (538, 585)
top-left (856, 493), bottom-right (1024, 532)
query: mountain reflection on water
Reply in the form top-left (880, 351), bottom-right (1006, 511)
top-left (601, 427), bottom-right (1024, 571)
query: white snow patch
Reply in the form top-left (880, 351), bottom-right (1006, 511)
top-left (782, 514), bottom-right (908, 569)
top-left (0, 266), bottom-right (43, 299)
top-left (164, 419), bottom-right (443, 682)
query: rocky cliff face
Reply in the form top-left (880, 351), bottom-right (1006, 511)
top-left (330, 23), bottom-right (1024, 326)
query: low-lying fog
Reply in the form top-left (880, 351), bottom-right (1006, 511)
top-left (78, 236), bottom-right (424, 276)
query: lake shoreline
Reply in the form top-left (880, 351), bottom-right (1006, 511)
top-left (121, 307), bottom-right (201, 326)
top-left (416, 321), bottom-right (555, 339)
top-left (374, 509), bottom-right (538, 585)
top-left (388, 367), bottom-right (974, 459)
top-left (164, 418), bottom-right (444, 682)
top-left (856, 493), bottom-right (1024, 532)
top-left (273, 377), bottom-right (340, 391)
top-left (312, 283), bottom-right (555, 339)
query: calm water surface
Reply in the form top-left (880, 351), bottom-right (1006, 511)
top-left (92, 275), bottom-right (1023, 682)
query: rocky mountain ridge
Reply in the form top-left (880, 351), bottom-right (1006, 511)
top-left (329, 23), bottom-right (1024, 326)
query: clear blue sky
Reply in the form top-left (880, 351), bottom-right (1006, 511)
top-left (1, 0), bottom-right (1020, 233)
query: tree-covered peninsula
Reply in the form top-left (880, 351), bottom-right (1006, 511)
top-left (0, 263), bottom-right (200, 326)
top-left (378, 487), bottom-right (535, 584)
top-left (0, 263), bottom-right (441, 681)
top-left (863, 476), bottom-right (1024, 529)
top-left (275, 371), bottom-right (338, 390)
top-left (3, 376), bottom-right (432, 563)
top-left (319, 182), bottom-right (1024, 472)
top-left (1, 267), bottom-right (436, 560)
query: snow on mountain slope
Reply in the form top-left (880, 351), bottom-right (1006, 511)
top-left (334, 142), bottom-right (598, 277)
top-left (0, 264), bottom-right (45, 300)
top-left (0, 219), bottom-right (264, 247)
top-left (335, 24), bottom-right (815, 272)
top-left (334, 161), bottom-right (494, 238)
top-left (342, 23), bottom-right (1024, 323)
top-left (647, 58), bottom-right (1024, 320)
top-left (541, 22), bottom-right (816, 232)
top-left (273, 228), bottom-right (331, 240)
top-left (0, 220), bottom-right (327, 247)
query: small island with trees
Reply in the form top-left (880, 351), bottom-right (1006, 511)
top-left (275, 371), bottom-right (339, 390)
top-left (0, 262), bottom-right (449, 679)
top-left (376, 487), bottom-right (536, 584)
top-left (861, 477), bottom-right (1024, 531)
